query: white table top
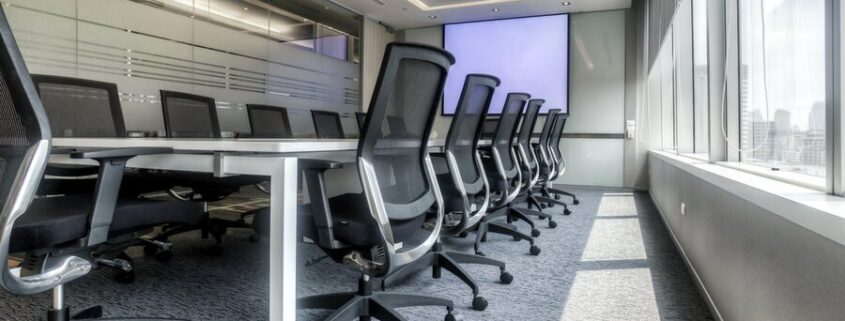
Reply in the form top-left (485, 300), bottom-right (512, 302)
top-left (53, 137), bottom-right (447, 154)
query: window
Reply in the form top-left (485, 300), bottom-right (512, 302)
top-left (692, 0), bottom-right (709, 155)
top-left (738, 0), bottom-right (826, 177)
top-left (674, 0), bottom-right (695, 153)
top-left (660, 28), bottom-right (676, 151)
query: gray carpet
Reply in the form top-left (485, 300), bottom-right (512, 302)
top-left (0, 186), bottom-right (714, 321)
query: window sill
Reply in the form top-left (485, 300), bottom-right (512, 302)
top-left (650, 150), bottom-right (845, 247)
top-left (717, 162), bottom-right (825, 191)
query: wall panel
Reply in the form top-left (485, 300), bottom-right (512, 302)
top-left (4, 0), bottom-right (360, 136)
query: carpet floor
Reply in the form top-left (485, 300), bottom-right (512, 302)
top-left (0, 186), bottom-right (714, 321)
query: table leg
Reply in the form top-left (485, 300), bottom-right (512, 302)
top-left (268, 157), bottom-right (299, 321)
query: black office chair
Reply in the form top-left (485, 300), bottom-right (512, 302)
top-left (536, 112), bottom-right (579, 204)
top-left (475, 93), bottom-right (541, 255)
top-left (246, 104), bottom-right (293, 138)
top-left (311, 109), bottom-right (345, 138)
top-left (30, 75), bottom-right (178, 198)
top-left (152, 90), bottom-right (264, 253)
top-left (0, 8), bottom-right (199, 319)
top-left (507, 99), bottom-right (556, 225)
top-left (381, 74), bottom-right (513, 312)
top-left (296, 42), bottom-right (460, 321)
top-left (530, 110), bottom-right (575, 213)
top-left (355, 111), bottom-right (366, 131)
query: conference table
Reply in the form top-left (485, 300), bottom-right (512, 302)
top-left (49, 137), bottom-right (446, 321)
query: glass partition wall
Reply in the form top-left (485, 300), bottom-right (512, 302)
top-left (2, 0), bottom-right (362, 137)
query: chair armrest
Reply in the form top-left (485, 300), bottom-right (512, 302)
top-left (300, 159), bottom-right (349, 249)
top-left (44, 164), bottom-right (99, 177)
top-left (50, 147), bottom-right (78, 154)
top-left (69, 147), bottom-right (172, 247)
top-left (70, 147), bottom-right (173, 160)
top-left (299, 158), bottom-right (344, 170)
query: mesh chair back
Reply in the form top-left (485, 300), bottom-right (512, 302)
top-left (247, 104), bottom-right (292, 138)
top-left (492, 93), bottom-right (530, 177)
top-left (311, 110), bottom-right (345, 138)
top-left (160, 90), bottom-right (220, 138)
top-left (355, 112), bottom-right (366, 131)
top-left (445, 74), bottom-right (499, 195)
top-left (359, 42), bottom-right (454, 223)
top-left (0, 6), bottom-right (73, 295)
top-left (517, 99), bottom-right (543, 166)
top-left (481, 118), bottom-right (498, 139)
top-left (31, 75), bottom-right (125, 138)
top-left (538, 109), bottom-right (560, 166)
top-left (550, 112), bottom-right (568, 163)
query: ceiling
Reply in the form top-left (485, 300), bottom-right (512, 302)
top-left (332, 0), bottom-right (632, 30)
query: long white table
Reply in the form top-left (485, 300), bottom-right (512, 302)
top-left (49, 137), bottom-right (444, 321)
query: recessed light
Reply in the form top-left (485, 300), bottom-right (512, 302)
top-left (243, 7), bottom-right (249, 10)
top-left (428, 15), bottom-right (437, 19)
top-left (562, 1), bottom-right (572, 5)
top-left (492, 8), bottom-right (499, 12)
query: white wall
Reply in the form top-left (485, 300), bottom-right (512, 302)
top-left (399, 10), bottom-right (628, 187)
top-left (5, 0), bottom-right (360, 137)
top-left (649, 152), bottom-right (845, 321)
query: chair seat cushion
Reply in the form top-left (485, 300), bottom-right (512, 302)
top-left (10, 195), bottom-right (203, 253)
top-left (251, 193), bottom-right (425, 247)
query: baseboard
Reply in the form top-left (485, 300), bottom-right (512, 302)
top-left (648, 192), bottom-right (725, 321)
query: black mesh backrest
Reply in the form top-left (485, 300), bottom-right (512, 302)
top-left (31, 75), bottom-right (125, 138)
top-left (247, 104), bottom-right (292, 138)
top-left (359, 42), bottom-right (455, 220)
top-left (0, 5), bottom-right (51, 239)
top-left (160, 90), bottom-right (220, 138)
top-left (355, 112), bottom-right (366, 131)
top-left (517, 99), bottom-right (543, 165)
top-left (311, 110), bottom-right (345, 138)
top-left (549, 112), bottom-right (568, 162)
top-left (445, 74), bottom-right (499, 195)
top-left (492, 93), bottom-right (530, 174)
top-left (538, 109), bottom-right (560, 164)
top-left (481, 118), bottom-right (498, 139)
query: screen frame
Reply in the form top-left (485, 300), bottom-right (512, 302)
top-left (440, 13), bottom-right (572, 116)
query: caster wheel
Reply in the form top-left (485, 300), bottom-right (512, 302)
top-left (573, 199), bottom-right (580, 205)
top-left (554, 194), bottom-right (561, 200)
top-left (444, 312), bottom-right (463, 321)
top-left (531, 229), bottom-right (541, 237)
top-left (475, 251), bottom-right (486, 257)
top-left (113, 253), bottom-right (135, 284)
top-left (113, 269), bottom-right (136, 284)
top-left (549, 220), bottom-right (558, 228)
top-left (143, 244), bottom-right (158, 257)
top-left (206, 245), bottom-right (223, 257)
top-left (564, 209), bottom-right (572, 215)
top-left (458, 231), bottom-right (469, 238)
top-left (472, 296), bottom-right (488, 311)
top-left (500, 272), bottom-right (514, 284)
top-left (154, 250), bottom-right (173, 262)
top-left (540, 203), bottom-right (547, 209)
top-left (530, 245), bottom-right (541, 256)
top-left (548, 203), bottom-right (555, 208)
top-left (249, 234), bottom-right (261, 242)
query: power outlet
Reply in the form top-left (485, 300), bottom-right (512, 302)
top-left (681, 202), bottom-right (686, 216)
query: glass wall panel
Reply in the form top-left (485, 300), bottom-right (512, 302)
top-left (738, 0), bottom-right (826, 177)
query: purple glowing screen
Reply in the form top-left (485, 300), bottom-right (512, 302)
top-left (444, 14), bottom-right (569, 114)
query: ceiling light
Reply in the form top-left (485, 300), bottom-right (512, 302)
top-left (492, 8), bottom-right (499, 12)
top-left (428, 15), bottom-right (437, 19)
top-left (562, 1), bottom-right (571, 5)
top-left (243, 7), bottom-right (249, 10)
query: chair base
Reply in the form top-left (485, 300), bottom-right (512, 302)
top-left (47, 287), bottom-right (186, 321)
top-left (542, 187), bottom-right (579, 205)
top-left (299, 275), bottom-right (459, 321)
top-left (472, 216), bottom-right (540, 256)
top-left (381, 242), bottom-right (511, 311)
